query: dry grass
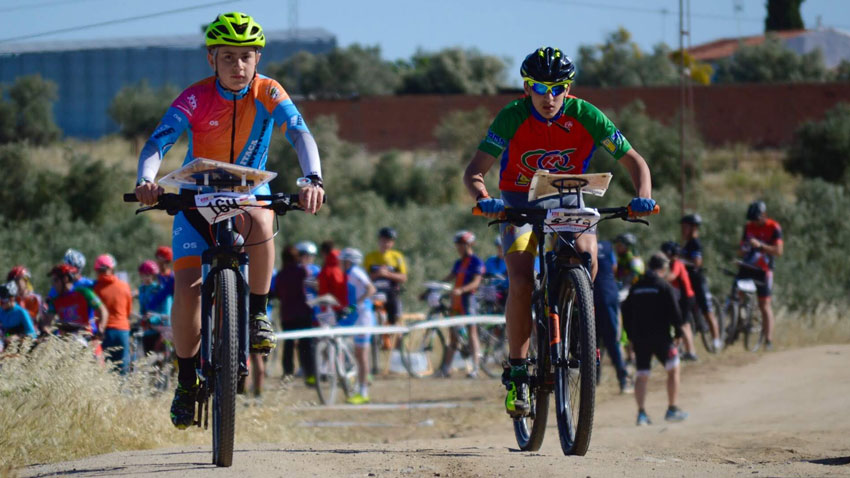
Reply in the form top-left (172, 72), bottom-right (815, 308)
top-left (0, 337), bottom-right (302, 469)
top-left (774, 304), bottom-right (850, 347)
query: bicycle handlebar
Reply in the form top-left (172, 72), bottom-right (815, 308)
top-left (471, 204), bottom-right (659, 226)
top-left (123, 192), bottom-right (322, 216)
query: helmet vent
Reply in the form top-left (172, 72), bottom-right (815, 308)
top-left (233, 23), bottom-right (248, 34)
top-left (215, 25), bottom-right (228, 34)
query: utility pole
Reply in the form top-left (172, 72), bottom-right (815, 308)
top-left (679, 0), bottom-right (686, 216)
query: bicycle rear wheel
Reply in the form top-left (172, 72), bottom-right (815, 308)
top-left (313, 338), bottom-right (338, 404)
top-left (479, 324), bottom-right (508, 378)
top-left (400, 325), bottom-right (447, 378)
top-left (512, 302), bottom-right (549, 451)
top-left (212, 269), bottom-right (238, 467)
top-left (554, 268), bottom-right (596, 456)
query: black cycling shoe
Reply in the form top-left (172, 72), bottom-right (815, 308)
top-left (250, 313), bottom-right (276, 354)
top-left (170, 379), bottom-right (198, 429)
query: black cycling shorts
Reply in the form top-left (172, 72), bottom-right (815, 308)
top-left (737, 267), bottom-right (773, 298)
top-left (633, 339), bottom-right (678, 372)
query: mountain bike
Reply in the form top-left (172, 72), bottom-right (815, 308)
top-left (718, 262), bottom-right (765, 352)
top-left (309, 295), bottom-right (358, 405)
top-left (474, 172), bottom-right (656, 456)
top-left (125, 159), bottom-right (314, 467)
top-left (399, 281), bottom-right (506, 378)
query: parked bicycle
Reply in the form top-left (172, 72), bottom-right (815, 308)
top-left (309, 294), bottom-right (359, 405)
top-left (474, 172), bottom-right (656, 456)
top-left (128, 312), bottom-right (175, 392)
top-left (125, 159), bottom-right (315, 467)
top-left (718, 261), bottom-right (765, 352)
top-left (399, 281), bottom-right (507, 379)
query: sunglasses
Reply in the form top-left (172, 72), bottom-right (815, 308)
top-left (524, 78), bottom-right (571, 96)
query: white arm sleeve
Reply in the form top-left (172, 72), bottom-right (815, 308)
top-left (289, 129), bottom-right (322, 179)
top-left (137, 141), bottom-right (163, 184)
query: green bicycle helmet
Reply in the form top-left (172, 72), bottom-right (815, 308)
top-left (205, 12), bottom-right (265, 49)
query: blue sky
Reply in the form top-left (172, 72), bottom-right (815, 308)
top-left (4, 0), bottom-right (849, 85)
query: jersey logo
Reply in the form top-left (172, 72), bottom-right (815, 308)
top-left (484, 130), bottom-right (507, 149)
top-left (269, 86), bottom-right (281, 100)
top-left (520, 148), bottom-right (577, 174)
top-left (602, 130), bottom-right (625, 155)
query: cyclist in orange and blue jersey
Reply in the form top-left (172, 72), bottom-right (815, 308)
top-left (0, 281), bottom-right (38, 340)
top-left (737, 201), bottom-right (783, 350)
top-left (132, 12), bottom-right (325, 429)
top-left (464, 47), bottom-right (656, 416)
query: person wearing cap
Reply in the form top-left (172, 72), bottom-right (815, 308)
top-left (439, 230), bottom-right (485, 378)
top-left (0, 281), bottom-right (38, 340)
top-left (137, 260), bottom-right (171, 355)
top-left (7, 266), bottom-right (46, 334)
top-left (93, 254), bottom-right (133, 374)
top-left (338, 247), bottom-right (376, 404)
top-left (622, 252), bottom-right (688, 426)
top-left (680, 213), bottom-right (722, 352)
top-left (364, 227), bottom-right (408, 349)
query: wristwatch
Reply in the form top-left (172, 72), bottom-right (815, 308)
top-left (136, 178), bottom-right (153, 187)
top-left (297, 175), bottom-right (324, 188)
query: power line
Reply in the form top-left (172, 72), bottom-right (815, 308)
top-left (524, 0), bottom-right (764, 23)
top-left (0, 0), bottom-right (104, 14)
top-left (0, 0), bottom-right (242, 45)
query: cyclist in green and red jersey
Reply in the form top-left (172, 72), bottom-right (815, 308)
top-left (463, 47), bottom-right (656, 416)
top-left (46, 264), bottom-right (108, 340)
top-left (737, 201), bottom-right (783, 350)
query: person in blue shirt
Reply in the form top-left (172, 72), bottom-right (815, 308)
top-left (594, 240), bottom-right (631, 394)
top-left (137, 260), bottom-right (172, 354)
top-left (440, 231), bottom-right (485, 378)
top-left (0, 281), bottom-right (38, 340)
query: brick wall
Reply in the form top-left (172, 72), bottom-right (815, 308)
top-left (298, 83), bottom-right (850, 151)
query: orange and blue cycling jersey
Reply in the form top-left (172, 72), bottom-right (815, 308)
top-left (144, 75), bottom-right (317, 270)
top-left (478, 95), bottom-right (632, 193)
top-left (450, 254), bottom-right (485, 315)
top-left (740, 218), bottom-right (783, 272)
top-left (47, 287), bottom-right (102, 334)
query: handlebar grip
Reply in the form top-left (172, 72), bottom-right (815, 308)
top-left (124, 193), bottom-right (139, 202)
top-left (627, 204), bottom-right (661, 217)
top-left (471, 206), bottom-right (506, 219)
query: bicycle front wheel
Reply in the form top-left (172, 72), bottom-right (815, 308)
top-left (554, 268), bottom-right (596, 456)
top-left (743, 298), bottom-right (764, 352)
top-left (313, 338), bottom-right (338, 405)
top-left (212, 269), bottom-right (238, 467)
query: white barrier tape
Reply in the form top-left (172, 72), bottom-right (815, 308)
top-left (273, 314), bottom-right (505, 341)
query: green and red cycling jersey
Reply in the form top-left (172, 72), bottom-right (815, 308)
top-left (740, 218), bottom-right (783, 272)
top-left (47, 287), bottom-right (103, 334)
top-left (478, 95), bottom-right (632, 193)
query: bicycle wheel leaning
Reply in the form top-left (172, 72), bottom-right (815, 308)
top-left (512, 296), bottom-right (549, 451)
top-left (400, 326), bottom-right (447, 378)
top-left (337, 338), bottom-right (359, 398)
top-left (478, 324), bottom-right (508, 379)
top-left (212, 269), bottom-right (238, 468)
top-left (554, 268), bottom-right (596, 456)
top-left (743, 302), bottom-right (765, 352)
top-left (313, 338), bottom-right (338, 405)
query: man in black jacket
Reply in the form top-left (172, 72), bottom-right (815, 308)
top-left (622, 253), bottom-right (689, 426)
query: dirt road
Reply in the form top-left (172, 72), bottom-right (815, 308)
top-left (22, 344), bottom-right (850, 477)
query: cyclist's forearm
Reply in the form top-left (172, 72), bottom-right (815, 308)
top-left (137, 141), bottom-right (163, 184)
top-left (619, 149), bottom-right (652, 198)
top-left (288, 129), bottom-right (322, 179)
top-left (464, 151), bottom-right (497, 200)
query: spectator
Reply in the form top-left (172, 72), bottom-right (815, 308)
top-left (147, 246), bottom-right (175, 314)
top-left (0, 281), bottom-right (38, 340)
top-left (594, 240), bottom-right (631, 393)
top-left (93, 254), bottom-right (133, 375)
top-left (7, 266), bottom-right (46, 334)
top-left (661, 241), bottom-right (699, 362)
top-left (440, 230), bottom-right (484, 378)
top-left (48, 248), bottom-right (95, 299)
top-left (318, 240), bottom-right (348, 313)
top-left (339, 247), bottom-right (376, 404)
top-left (275, 244), bottom-right (315, 383)
top-left (137, 260), bottom-right (171, 355)
top-left (622, 253), bottom-right (688, 426)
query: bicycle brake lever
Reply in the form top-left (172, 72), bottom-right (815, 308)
top-left (626, 217), bottom-right (650, 226)
top-left (134, 205), bottom-right (157, 215)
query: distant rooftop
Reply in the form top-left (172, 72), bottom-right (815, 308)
top-left (0, 28), bottom-right (335, 55)
top-left (687, 27), bottom-right (850, 68)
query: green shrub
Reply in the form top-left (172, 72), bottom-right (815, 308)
top-left (786, 103), bottom-right (850, 183)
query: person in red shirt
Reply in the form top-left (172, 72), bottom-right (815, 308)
top-left (661, 241), bottom-right (698, 361)
top-left (318, 241), bottom-right (348, 313)
top-left (738, 201), bottom-right (783, 350)
top-left (93, 254), bottom-right (133, 374)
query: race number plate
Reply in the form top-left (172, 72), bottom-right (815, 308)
top-left (194, 192), bottom-right (257, 224)
top-left (544, 207), bottom-right (601, 233)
